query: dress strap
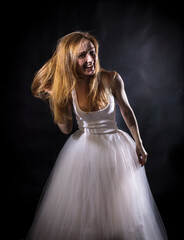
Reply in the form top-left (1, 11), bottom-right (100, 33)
top-left (71, 88), bottom-right (78, 114)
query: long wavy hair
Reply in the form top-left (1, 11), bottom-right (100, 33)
top-left (31, 31), bottom-right (116, 123)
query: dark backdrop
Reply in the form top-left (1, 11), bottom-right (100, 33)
top-left (4, 0), bottom-right (184, 239)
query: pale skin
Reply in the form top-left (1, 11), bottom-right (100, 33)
top-left (51, 39), bottom-right (148, 167)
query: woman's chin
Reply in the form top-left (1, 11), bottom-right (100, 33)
top-left (86, 69), bottom-right (95, 75)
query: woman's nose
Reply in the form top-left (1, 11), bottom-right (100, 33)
top-left (86, 53), bottom-right (93, 63)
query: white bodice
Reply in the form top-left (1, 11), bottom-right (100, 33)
top-left (72, 88), bottom-right (118, 134)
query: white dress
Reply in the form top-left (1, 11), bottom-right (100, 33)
top-left (26, 89), bottom-right (168, 240)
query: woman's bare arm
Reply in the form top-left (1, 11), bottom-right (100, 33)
top-left (57, 100), bottom-right (73, 135)
top-left (113, 73), bottom-right (148, 166)
top-left (44, 88), bottom-right (73, 135)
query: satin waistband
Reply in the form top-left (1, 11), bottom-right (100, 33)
top-left (78, 120), bottom-right (118, 135)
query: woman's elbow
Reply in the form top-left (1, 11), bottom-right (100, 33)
top-left (64, 127), bottom-right (73, 135)
top-left (62, 127), bottom-right (73, 135)
top-left (57, 122), bottom-right (73, 135)
top-left (62, 130), bottom-right (72, 135)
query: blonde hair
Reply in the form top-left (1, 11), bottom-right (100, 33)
top-left (31, 31), bottom-right (116, 123)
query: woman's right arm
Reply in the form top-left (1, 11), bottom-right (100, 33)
top-left (57, 100), bottom-right (73, 135)
top-left (45, 89), bottom-right (73, 135)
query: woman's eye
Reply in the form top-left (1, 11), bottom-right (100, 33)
top-left (79, 53), bottom-right (86, 58)
top-left (90, 50), bottom-right (95, 56)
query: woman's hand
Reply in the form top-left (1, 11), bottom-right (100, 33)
top-left (136, 143), bottom-right (148, 167)
top-left (45, 88), bottom-right (53, 95)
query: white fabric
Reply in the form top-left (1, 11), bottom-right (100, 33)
top-left (26, 89), bottom-right (168, 240)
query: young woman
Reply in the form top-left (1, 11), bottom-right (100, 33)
top-left (26, 31), bottom-right (167, 240)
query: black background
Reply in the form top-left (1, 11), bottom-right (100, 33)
top-left (4, 0), bottom-right (184, 239)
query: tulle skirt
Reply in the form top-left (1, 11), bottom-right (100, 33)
top-left (26, 130), bottom-right (167, 240)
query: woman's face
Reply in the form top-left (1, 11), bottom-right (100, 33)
top-left (76, 39), bottom-right (97, 77)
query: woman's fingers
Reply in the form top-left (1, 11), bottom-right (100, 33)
top-left (136, 145), bottom-right (148, 167)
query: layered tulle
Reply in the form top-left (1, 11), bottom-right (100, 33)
top-left (26, 129), bottom-right (167, 240)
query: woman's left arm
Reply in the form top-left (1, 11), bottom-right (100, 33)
top-left (113, 73), bottom-right (148, 167)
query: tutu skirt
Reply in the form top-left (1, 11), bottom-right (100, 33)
top-left (26, 130), bottom-right (167, 240)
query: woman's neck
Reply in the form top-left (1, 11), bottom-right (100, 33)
top-left (76, 75), bottom-right (93, 89)
top-left (77, 74), bottom-right (91, 82)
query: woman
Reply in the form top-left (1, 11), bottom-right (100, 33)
top-left (26, 31), bottom-right (167, 240)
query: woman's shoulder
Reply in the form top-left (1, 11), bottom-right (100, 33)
top-left (100, 69), bottom-right (123, 82)
top-left (100, 69), bottom-right (124, 94)
top-left (100, 69), bottom-right (116, 86)
top-left (100, 69), bottom-right (116, 78)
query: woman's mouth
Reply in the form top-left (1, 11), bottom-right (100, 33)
top-left (84, 64), bottom-right (94, 70)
